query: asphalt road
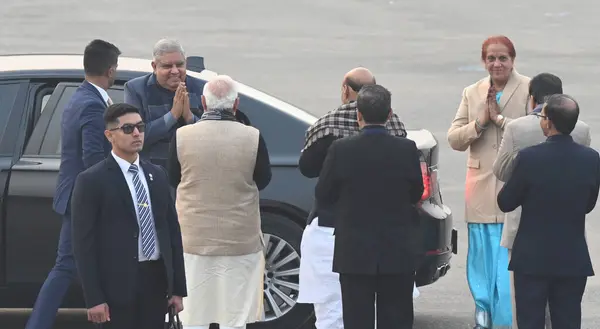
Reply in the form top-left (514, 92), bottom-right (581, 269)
top-left (1, 0), bottom-right (600, 328)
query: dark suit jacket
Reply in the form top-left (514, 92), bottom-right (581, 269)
top-left (299, 135), bottom-right (337, 227)
top-left (71, 154), bottom-right (187, 308)
top-left (497, 134), bottom-right (600, 277)
top-left (53, 81), bottom-right (111, 215)
top-left (315, 126), bottom-right (424, 275)
top-left (124, 73), bottom-right (251, 168)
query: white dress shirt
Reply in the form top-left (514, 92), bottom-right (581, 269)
top-left (111, 151), bottom-right (161, 261)
top-left (88, 80), bottom-right (112, 105)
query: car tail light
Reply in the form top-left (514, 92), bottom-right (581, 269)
top-left (421, 161), bottom-right (432, 201)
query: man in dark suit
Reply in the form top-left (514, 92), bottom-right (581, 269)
top-left (315, 84), bottom-right (424, 329)
top-left (25, 39), bottom-right (121, 329)
top-left (71, 103), bottom-right (187, 329)
top-left (497, 94), bottom-right (599, 329)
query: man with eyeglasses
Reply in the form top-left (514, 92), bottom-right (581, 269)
top-left (493, 73), bottom-right (591, 329)
top-left (497, 94), bottom-right (598, 329)
top-left (124, 39), bottom-right (251, 169)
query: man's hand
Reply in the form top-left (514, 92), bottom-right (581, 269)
top-left (170, 84), bottom-right (185, 119)
top-left (87, 303), bottom-right (110, 323)
top-left (181, 84), bottom-right (193, 123)
top-left (168, 295), bottom-right (184, 313)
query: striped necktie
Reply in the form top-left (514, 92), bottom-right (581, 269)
top-left (106, 96), bottom-right (113, 106)
top-left (128, 164), bottom-right (156, 259)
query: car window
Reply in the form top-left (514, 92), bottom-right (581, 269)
top-left (40, 83), bottom-right (307, 162)
top-left (237, 94), bottom-right (308, 159)
top-left (0, 82), bottom-right (26, 156)
top-left (46, 86), bottom-right (125, 156)
top-left (41, 94), bottom-right (51, 112)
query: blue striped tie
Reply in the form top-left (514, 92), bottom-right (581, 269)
top-left (128, 164), bottom-right (156, 259)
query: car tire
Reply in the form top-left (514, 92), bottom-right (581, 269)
top-left (246, 211), bottom-right (314, 329)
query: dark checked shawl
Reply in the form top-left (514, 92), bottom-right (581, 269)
top-left (302, 101), bottom-right (408, 151)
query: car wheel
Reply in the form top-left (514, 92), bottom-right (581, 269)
top-left (247, 211), bottom-right (314, 329)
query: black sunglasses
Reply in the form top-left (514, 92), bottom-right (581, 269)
top-left (109, 122), bottom-right (146, 134)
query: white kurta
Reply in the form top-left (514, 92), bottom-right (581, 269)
top-left (298, 218), bottom-right (340, 303)
top-left (178, 250), bottom-right (265, 327)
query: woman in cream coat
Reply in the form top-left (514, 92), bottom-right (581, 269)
top-left (447, 35), bottom-right (530, 329)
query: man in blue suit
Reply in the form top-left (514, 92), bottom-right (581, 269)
top-left (124, 38), bottom-right (250, 168)
top-left (25, 39), bottom-right (121, 329)
top-left (497, 94), bottom-right (600, 329)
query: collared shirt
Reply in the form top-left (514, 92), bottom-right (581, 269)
top-left (531, 104), bottom-right (543, 114)
top-left (111, 151), bottom-right (160, 261)
top-left (88, 81), bottom-right (110, 105)
top-left (361, 124), bottom-right (389, 135)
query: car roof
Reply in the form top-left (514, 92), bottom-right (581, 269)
top-left (0, 54), bottom-right (434, 150)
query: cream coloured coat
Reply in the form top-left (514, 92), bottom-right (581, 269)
top-left (447, 70), bottom-right (530, 224)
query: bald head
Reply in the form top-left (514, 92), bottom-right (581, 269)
top-left (344, 67), bottom-right (376, 91)
top-left (202, 75), bottom-right (239, 111)
top-left (341, 67), bottom-right (376, 103)
top-left (543, 94), bottom-right (580, 135)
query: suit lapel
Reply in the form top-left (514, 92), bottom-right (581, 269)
top-left (497, 69), bottom-right (522, 112)
top-left (107, 155), bottom-right (138, 223)
top-left (477, 78), bottom-right (492, 105)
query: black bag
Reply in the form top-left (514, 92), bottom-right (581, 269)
top-left (165, 305), bottom-right (182, 329)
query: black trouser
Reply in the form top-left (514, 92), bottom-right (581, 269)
top-left (514, 272), bottom-right (587, 329)
top-left (104, 260), bottom-right (168, 329)
top-left (339, 272), bottom-right (414, 329)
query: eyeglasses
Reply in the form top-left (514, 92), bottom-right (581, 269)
top-left (109, 122), bottom-right (146, 134)
top-left (533, 113), bottom-right (548, 120)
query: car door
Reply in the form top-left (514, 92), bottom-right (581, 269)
top-left (235, 93), bottom-right (316, 213)
top-left (4, 82), bottom-right (125, 306)
top-left (0, 80), bottom-right (30, 289)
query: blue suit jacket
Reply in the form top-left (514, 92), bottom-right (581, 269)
top-left (53, 81), bottom-right (111, 215)
top-left (497, 134), bottom-right (600, 277)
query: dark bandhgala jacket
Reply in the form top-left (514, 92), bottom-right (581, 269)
top-left (315, 125), bottom-right (424, 275)
top-left (498, 134), bottom-right (600, 277)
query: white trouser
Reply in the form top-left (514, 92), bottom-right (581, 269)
top-left (314, 292), bottom-right (344, 329)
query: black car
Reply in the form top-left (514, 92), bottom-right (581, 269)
top-left (0, 54), bottom-right (457, 329)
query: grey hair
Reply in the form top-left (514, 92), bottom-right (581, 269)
top-left (202, 75), bottom-right (238, 111)
top-left (152, 39), bottom-right (185, 60)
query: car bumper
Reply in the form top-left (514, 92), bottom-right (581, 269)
top-left (414, 201), bottom-right (457, 287)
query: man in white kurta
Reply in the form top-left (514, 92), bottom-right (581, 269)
top-left (167, 75), bottom-right (273, 329)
